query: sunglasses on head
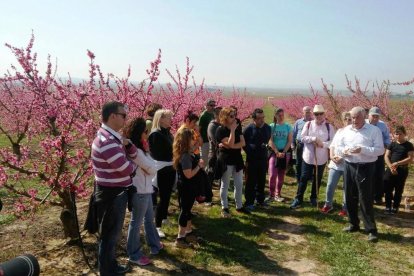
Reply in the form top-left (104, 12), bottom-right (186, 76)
top-left (115, 112), bottom-right (127, 119)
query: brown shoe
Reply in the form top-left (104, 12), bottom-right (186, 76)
top-left (174, 237), bottom-right (193, 248)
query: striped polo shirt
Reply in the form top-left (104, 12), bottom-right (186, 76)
top-left (91, 124), bottom-right (137, 187)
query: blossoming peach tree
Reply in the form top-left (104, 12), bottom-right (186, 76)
top-left (272, 76), bottom-right (413, 138)
top-left (0, 34), bottom-right (264, 239)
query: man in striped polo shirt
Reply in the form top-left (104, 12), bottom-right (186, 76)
top-left (92, 101), bottom-right (137, 275)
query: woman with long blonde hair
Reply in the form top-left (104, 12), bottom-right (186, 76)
top-left (173, 128), bottom-right (205, 248)
top-left (148, 109), bottom-right (175, 238)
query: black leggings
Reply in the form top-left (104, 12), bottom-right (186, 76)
top-left (384, 167), bottom-right (408, 209)
top-left (178, 182), bottom-right (197, 227)
top-left (155, 166), bottom-right (176, 227)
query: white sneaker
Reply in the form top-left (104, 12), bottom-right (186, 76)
top-left (156, 228), bottom-right (166, 238)
top-left (265, 196), bottom-right (275, 203)
top-left (275, 195), bottom-right (285, 202)
top-left (162, 219), bottom-right (171, 226)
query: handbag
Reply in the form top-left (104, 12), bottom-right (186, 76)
top-left (266, 144), bottom-right (275, 160)
top-left (275, 155), bottom-right (287, 169)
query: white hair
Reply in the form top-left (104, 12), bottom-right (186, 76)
top-left (350, 106), bottom-right (365, 117)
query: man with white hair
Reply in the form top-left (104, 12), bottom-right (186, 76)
top-left (336, 106), bottom-right (384, 242)
top-left (366, 106), bottom-right (390, 204)
top-left (292, 106), bottom-right (313, 183)
top-left (290, 104), bottom-right (335, 209)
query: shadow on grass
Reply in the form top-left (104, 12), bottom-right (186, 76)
top-left (134, 253), bottom-right (227, 275)
top-left (191, 215), bottom-right (297, 275)
top-left (377, 231), bottom-right (414, 245)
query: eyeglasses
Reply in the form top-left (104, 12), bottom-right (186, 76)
top-left (314, 113), bottom-right (324, 116)
top-left (344, 118), bottom-right (352, 121)
top-left (208, 104), bottom-right (216, 107)
top-left (115, 113), bottom-right (127, 119)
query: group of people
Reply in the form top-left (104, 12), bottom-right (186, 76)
top-left (289, 105), bottom-right (413, 242)
top-left (90, 100), bottom-right (413, 275)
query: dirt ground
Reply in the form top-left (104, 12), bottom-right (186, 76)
top-left (1, 183), bottom-right (413, 275)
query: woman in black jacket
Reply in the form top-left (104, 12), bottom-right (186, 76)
top-left (148, 109), bottom-right (175, 238)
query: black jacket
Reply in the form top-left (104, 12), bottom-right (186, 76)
top-left (148, 127), bottom-right (173, 161)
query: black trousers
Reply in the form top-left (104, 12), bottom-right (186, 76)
top-left (177, 181), bottom-right (197, 227)
top-left (373, 154), bottom-right (385, 201)
top-left (344, 162), bottom-right (377, 234)
top-left (384, 167), bottom-right (409, 210)
top-left (295, 143), bottom-right (304, 183)
top-left (244, 159), bottom-right (268, 206)
top-left (203, 169), bottom-right (214, 202)
top-left (155, 165), bottom-right (176, 227)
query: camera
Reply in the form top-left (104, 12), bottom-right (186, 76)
top-left (0, 254), bottom-right (40, 276)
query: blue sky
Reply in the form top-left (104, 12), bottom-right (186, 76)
top-left (1, 0), bottom-right (413, 91)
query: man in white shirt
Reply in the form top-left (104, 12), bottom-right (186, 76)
top-left (290, 105), bottom-right (335, 209)
top-left (335, 106), bottom-right (384, 242)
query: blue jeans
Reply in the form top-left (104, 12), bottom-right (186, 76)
top-left (220, 165), bottom-right (243, 209)
top-left (127, 193), bottom-right (161, 261)
top-left (325, 168), bottom-right (346, 208)
top-left (98, 190), bottom-right (127, 276)
top-left (295, 161), bottom-right (325, 202)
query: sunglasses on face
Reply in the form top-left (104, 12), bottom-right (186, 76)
top-left (115, 112), bottom-right (127, 119)
top-left (314, 113), bottom-right (324, 116)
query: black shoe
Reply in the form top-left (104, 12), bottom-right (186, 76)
top-left (256, 201), bottom-right (269, 208)
top-left (236, 207), bottom-right (251, 214)
top-left (384, 208), bottom-right (392, 215)
top-left (343, 225), bottom-right (360, 233)
top-left (115, 264), bottom-right (131, 275)
top-left (290, 199), bottom-right (302, 209)
top-left (391, 208), bottom-right (398, 214)
top-left (368, 233), bottom-right (378, 243)
top-left (374, 199), bottom-right (383, 205)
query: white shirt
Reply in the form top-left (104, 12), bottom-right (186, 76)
top-left (328, 128), bottom-right (345, 171)
top-left (132, 149), bottom-right (157, 194)
top-left (301, 120), bottom-right (335, 165)
top-left (335, 123), bottom-right (385, 163)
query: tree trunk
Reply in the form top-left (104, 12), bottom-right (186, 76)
top-left (59, 190), bottom-right (79, 240)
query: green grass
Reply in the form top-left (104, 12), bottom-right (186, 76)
top-left (1, 106), bottom-right (414, 274)
top-left (149, 171), bottom-right (414, 275)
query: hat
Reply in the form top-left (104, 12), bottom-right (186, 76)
top-left (369, 107), bottom-right (381, 116)
top-left (313, 104), bottom-right (325, 113)
top-left (206, 99), bottom-right (216, 106)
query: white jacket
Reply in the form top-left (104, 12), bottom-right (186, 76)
top-left (132, 149), bottom-right (157, 194)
